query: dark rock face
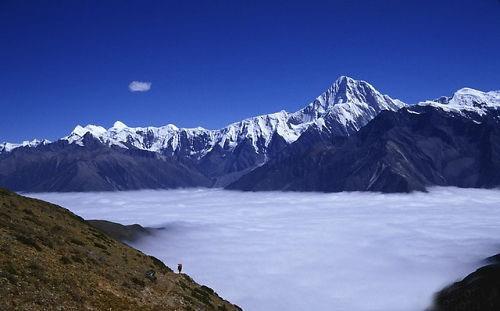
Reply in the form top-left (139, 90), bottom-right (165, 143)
top-left (198, 132), bottom-right (290, 187)
top-left (0, 134), bottom-right (211, 192)
top-left (430, 260), bottom-right (500, 311)
top-left (198, 138), bottom-right (266, 180)
top-left (228, 106), bottom-right (500, 193)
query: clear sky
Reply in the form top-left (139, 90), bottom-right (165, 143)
top-left (1, 0), bottom-right (499, 142)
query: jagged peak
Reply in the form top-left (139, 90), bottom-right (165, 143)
top-left (333, 75), bottom-right (356, 84)
top-left (293, 76), bottom-right (405, 125)
top-left (72, 124), bottom-right (85, 134)
top-left (320, 76), bottom-right (404, 109)
top-left (329, 76), bottom-right (374, 92)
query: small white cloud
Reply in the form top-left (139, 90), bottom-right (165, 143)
top-left (128, 81), bottom-right (152, 92)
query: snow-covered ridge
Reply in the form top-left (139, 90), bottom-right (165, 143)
top-left (0, 139), bottom-right (50, 153)
top-left (1, 76), bottom-right (405, 155)
top-left (415, 88), bottom-right (500, 116)
top-left (63, 111), bottom-right (314, 158)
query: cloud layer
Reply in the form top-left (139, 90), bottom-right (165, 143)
top-left (128, 81), bottom-right (151, 92)
top-left (30, 188), bottom-right (500, 311)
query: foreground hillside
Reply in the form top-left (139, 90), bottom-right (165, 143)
top-left (0, 188), bottom-right (240, 310)
top-left (430, 255), bottom-right (500, 311)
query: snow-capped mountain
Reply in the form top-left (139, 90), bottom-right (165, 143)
top-left (228, 86), bottom-right (500, 193)
top-left (3, 76), bottom-right (499, 193)
top-left (0, 76), bottom-right (407, 190)
top-left (290, 76), bottom-right (405, 134)
top-left (54, 76), bottom-right (405, 159)
top-left (63, 111), bottom-right (304, 160)
top-left (415, 88), bottom-right (500, 115)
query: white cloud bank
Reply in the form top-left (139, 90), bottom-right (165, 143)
top-left (128, 80), bottom-right (151, 92)
top-left (30, 188), bottom-right (500, 311)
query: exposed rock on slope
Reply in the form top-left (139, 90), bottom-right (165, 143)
top-left (0, 188), bottom-right (240, 310)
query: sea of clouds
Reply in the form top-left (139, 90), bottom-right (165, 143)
top-left (30, 188), bottom-right (500, 311)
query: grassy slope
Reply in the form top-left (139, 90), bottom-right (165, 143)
top-left (0, 189), bottom-right (241, 311)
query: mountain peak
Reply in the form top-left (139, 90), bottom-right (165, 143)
top-left (321, 76), bottom-right (404, 111)
top-left (288, 76), bottom-right (405, 135)
top-left (71, 124), bottom-right (107, 136)
top-left (334, 75), bottom-right (356, 84)
top-left (449, 88), bottom-right (500, 109)
top-left (452, 87), bottom-right (499, 102)
top-left (113, 121), bottom-right (128, 129)
top-left (330, 76), bottom-right (361, 92)
top-left (71, 125), bottom-right (87, 136)
top-left (417, 87), bottom-right (500, 115)
top-left (325, 76), bottom-right (383, 103)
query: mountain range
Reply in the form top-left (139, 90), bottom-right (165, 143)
top-left (1, 76), bottom-right (499, 193)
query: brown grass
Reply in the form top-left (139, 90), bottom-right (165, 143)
top-left (0, 188), bottom-right (241, 311)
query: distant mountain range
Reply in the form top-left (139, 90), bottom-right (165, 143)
top-left (1, 76), bottom-right (499, 193)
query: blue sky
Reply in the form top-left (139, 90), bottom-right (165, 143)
top-left (1, 0), bottom-right (499, 142)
